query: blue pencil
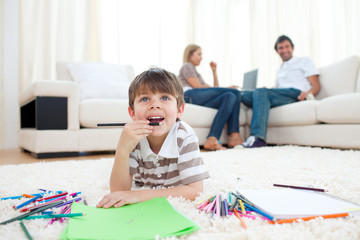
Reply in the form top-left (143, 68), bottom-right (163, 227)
top-left (243, 202), bottom-right (275, 221)
top-left (1, 193), bottom-right (44, 201)
top-left (13, 195), bottom-right (42, 210)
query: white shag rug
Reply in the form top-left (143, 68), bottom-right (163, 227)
top-left (0, 146), bottom-right (360, 240)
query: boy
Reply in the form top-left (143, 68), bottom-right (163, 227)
top-left (97, 68), bottom-right (209, 209)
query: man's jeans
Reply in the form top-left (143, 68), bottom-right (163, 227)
top-left (241, 88), bottom-right (301, 141)
top-left (184, 88), bottom-right (241, 139)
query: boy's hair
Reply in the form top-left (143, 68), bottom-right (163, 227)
top-left (274, 35), bottom-right (294, 51)
top-left (183, 44), bottom-right (200, 63)
top-left (128, 68), bottom-right (185, 110)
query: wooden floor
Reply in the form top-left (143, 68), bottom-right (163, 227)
top-left (0, 148), bottom-right (115, 166)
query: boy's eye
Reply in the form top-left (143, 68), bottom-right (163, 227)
top-left (140, 97), bottom-right (149, 102)
top-left (161, 96), bottom-right (169, 101)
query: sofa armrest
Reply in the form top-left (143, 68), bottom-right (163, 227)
top-left (19, 80), bottom-right (79, 130)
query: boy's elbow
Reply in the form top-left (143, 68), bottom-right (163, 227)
top-left (186, 181), bottom-right (204, 200)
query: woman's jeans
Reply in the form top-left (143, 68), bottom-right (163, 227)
top-left (184, 88), bottom-right (241, 139)
top-left (241, 88), bottom-right (301, 141)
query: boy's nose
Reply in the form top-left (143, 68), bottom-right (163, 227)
top-left (150, 99), bottom-right (161, 109)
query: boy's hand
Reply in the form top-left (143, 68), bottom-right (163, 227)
top-left (96, 191), bottom-right (141, 208)
top-left (118, 120), bottom-right (154, 154)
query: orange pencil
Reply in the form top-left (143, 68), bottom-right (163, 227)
top-left (269, 212), bottom-right (349, 224)
top-left (234, 209), bottom-right (247, 229)
top-left (22, 194), bottom-right (36, 198)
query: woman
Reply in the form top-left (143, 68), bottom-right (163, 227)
top-left (179, 44), bottom-right (244, 150)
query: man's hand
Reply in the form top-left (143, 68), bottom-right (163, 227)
top-left (96, 191), bottom-right (141, 208)
top-left (298, 91), bottom-right (308, 101)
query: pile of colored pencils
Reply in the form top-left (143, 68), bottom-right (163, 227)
top-left (1, 189), bottom-right (86, 225)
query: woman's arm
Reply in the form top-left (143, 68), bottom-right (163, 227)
top-left (210, 61), bottom-right (219, 87)
top-left (186, 77), bottom-right (211, 88)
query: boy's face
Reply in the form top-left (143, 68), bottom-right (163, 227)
top-left (128, 91), bottom-right (184, 137)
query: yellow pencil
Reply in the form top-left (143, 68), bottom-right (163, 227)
top-left (239, 199), bottom-right (246, 215)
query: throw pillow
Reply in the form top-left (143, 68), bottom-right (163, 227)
top-left (67, 62), bottom-right (130, 101)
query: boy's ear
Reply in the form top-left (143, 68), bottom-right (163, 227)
top-left (177, 103), bottom-right (185, 118)
top-left (128, 106), bottom-right (136, 121)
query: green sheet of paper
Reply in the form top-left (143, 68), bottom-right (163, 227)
top-left (59, 197), bottom-right (200, 240)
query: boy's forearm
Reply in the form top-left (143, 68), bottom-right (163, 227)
top-left (133, 181), bottom-right (203, 202)
top-left (110, 150), bottom-right (132, 192)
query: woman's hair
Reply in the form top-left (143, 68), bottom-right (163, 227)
top-left (183, 44), bottom-right (200, 63)
top-left (128, 68), bottom-right (184, 110)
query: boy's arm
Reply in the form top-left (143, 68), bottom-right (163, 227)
top-left (97, 180), bottom-right (203, 208)
top-left (109, 121), bottom-right (154, 192)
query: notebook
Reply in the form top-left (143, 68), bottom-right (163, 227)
top-left (242, 69), bottom-right (258, 90)
top-left (237, 188), bottom-right (360, 220)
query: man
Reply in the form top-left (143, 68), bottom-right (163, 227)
top-left (241, 35), bottom-right (320, 148)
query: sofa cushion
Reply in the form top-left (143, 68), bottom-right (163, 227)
top-left (316, 56), bottom-right (360, 100)
top-left (246, 100), bottom-right (319, 127)
top-left (182, 103), bottom-right (247, 128)
top-left (317, 93), bottom-right (360, 124)
top-left (80, 99), bottom-right (132, 128)
top-left (67, 62), bottom-right (131, 101)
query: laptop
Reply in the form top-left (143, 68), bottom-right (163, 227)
top-left (242, 69), bottom-right (258, 91)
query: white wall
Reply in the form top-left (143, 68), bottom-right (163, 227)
top-left (2, 0), bottom-right (19, 149)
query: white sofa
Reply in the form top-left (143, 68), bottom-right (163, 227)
top-left (19, 56), bottom-right (360, 158)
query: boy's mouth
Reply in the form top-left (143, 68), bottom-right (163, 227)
top-left (147, 116), bottom-right (164, 124)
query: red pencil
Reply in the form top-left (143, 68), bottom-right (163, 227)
top-left (36, 192), bottom-right (68, 202)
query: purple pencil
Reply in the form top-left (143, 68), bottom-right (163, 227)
top-left (55, 197), bottom-right (81, 208)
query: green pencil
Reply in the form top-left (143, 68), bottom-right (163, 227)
top-left (19, 221), bottom-right (33, 240)
top-left (23, 213), bottom-right (86, 220)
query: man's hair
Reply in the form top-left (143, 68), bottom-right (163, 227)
top-left (274, 35), bottom-right (294, 51)
top-left (128, 68), bottom-right (184, 110)
top-left (183, 44), bottom-right (200, 63)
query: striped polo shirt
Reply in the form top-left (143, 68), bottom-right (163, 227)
top-left (129, 121), bottom-right (210, 188)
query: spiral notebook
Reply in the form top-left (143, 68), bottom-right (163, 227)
top-left (238, 188), bottom-right (360, 220)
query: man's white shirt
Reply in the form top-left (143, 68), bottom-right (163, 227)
top-left (275, 57), bottom-right (319, 92)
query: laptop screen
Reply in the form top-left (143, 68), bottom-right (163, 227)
top-left (242, 69), bottom-right (258, 90)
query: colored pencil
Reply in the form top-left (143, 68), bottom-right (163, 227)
top-left (13, 195), bottom-right (41, 210)
top-left (273, 183), bottom-right (327, 192)
top-left (23, 213), bottom-right (86, 220)
top-left (97, 122), bottom-right (163, 126)
top-left (216, 194), bottom-right (221, 217)
top-left (19, 222), bottom-right (33, 240)
top-left (0, 200), bottom-right (65, 225)
top-left (243, 202), bottom-right (275, 221)
top-left (55, 197), bottom-right (81, 208)
top-left (22, 194), bottom-right (36, 198)
top-left (20, 196), bottom-right (67, 212)
top-left (36, 192), bottom-right (68, 202)
top-left (270, 212), bottom-right (349, 224)
top-left (234, 209), bottom-right (247, 229)
top-left (239, 199), bottom-right (246, 215)
top-left (1, 193), bottom-right (44, 201)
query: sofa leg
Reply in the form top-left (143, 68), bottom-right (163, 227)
top-left (27, 151), bottom-right (80, 159)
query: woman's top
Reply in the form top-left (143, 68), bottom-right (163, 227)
top-left (178, 62), bottom-right (206, 92)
